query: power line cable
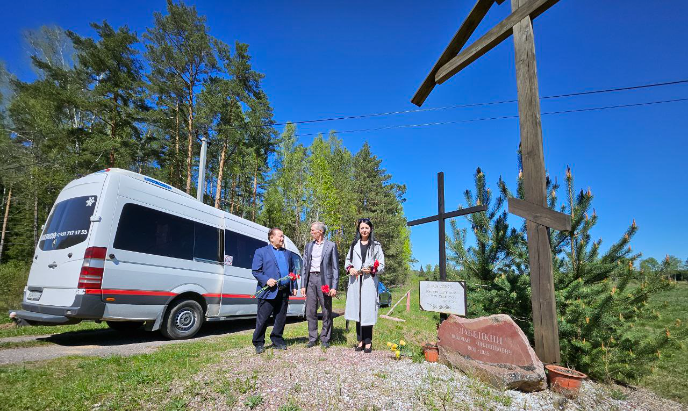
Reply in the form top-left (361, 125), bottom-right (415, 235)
top-left (293, 97), bottom-right (688, 137)
top-left (273, 78), bottom-right (688, 128)
top-left (1, 78), bottom-right (687, 135)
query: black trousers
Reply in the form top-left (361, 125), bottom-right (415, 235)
top-left (252, 289), bottom-right (289, 347)
top-left (355, 322), bottom-right (373, 345)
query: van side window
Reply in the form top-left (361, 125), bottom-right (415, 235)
top-left (114, 203), bottom-right (193, 260)
top-left (224, 230), bottom-right (266, 269)
top-left (194, 222), bottom-right (222, 263)
top-left (290, 251), bottom-right (303, 276)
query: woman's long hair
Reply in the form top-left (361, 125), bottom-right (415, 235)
top-left (348, 218), bottom-right (376, 262)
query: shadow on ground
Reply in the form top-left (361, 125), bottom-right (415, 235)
top-left (37, 316), bottom-right (310, 347)
top-left (30, 310), bottom-right (346, 348)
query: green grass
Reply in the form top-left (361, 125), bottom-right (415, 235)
top-left (0, 321), bottom-right (108, 339)
top-left (0, 277), bottom-right (685, 409)
top-left (0, 277), bottom-right (440, 410)
top-left (636, 281), bottom-right (688, 404)
top-left (0, 331), bottom-right (253, 410)
top-left (0, 340), bottom-right (53, 350)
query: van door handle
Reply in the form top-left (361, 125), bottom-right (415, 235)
top-left (48, 262), bottom-right (57, 269)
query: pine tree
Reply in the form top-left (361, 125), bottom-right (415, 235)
top-left (449, 164), bottom-right (686, 382)
top-left (259, 124), bottom-right (310, 247)
top-left (144, 0), bottom-right (224, 193)
top-left (551, 167), bottom-right (685, 381)
top-left (349, 143), bottom-right (411, 286)
top-left (68, 21), bottom-right (147, 169)
top-left (447, 167), bottom-right (532, 331)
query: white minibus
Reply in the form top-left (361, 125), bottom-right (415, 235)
top-left (12, 168), bottom-right (305, 339)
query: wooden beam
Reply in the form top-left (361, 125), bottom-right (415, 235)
top-left (407, 204), bottom-right (487, 227)
top-left (435, 0), bottom-right (559, 85)
top-left (411, 0), bottom-right (497, 107)
top-left (508, 198), bottom-right (571, 231)
top-left (438, 172), bottom-right (446, 281)
top-left (512, 0), bottom-right (560, 364)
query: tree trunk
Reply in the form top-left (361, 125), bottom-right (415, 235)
top-left (185, 92), bottom-right (195, 194)
top-left (214, 141), bottom-right (227, 209)
top-left (251, 163), bottom-right (259, 221)
top-left (0, 187), bottom-right (12, 261)
top-left (170, 99), bottom-right (180, 186)
top-left (108, 95), bottom-right (118, 168)
top-left (229, 175), bottom-right (237, 214)
top-left (33, 194), bottom-right (39, 247)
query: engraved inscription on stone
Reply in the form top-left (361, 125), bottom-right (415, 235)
top-left (438, 314), bottom-right (546, 392)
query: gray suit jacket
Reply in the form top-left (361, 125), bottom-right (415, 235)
top-left (301, 240), bottom-right (340, 291)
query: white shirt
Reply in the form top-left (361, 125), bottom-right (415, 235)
top-left (310, 241), bottom-right (324, 272)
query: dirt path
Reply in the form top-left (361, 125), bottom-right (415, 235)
top-left (0, 319), bottom-right (256, 365)
top-left (0, 313), bottom-right (345, 366)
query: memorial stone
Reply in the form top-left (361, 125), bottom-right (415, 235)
top-left (438, 314), bottom-right (546, 392)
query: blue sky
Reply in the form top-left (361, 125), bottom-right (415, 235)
top-left (2, 1), bottom-right (687, 267)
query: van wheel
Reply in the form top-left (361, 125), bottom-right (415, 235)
top-left (106, 321), bottom-right (144, 332)
top-left (161, 299), bottom-right (204, 340)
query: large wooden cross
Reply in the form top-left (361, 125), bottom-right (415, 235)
top-left (407, 172), bottom-right (487, 282)
top-left (411, 0), bottom-right (571, 364)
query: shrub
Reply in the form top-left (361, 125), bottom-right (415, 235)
top-left (0, 261), bottom-right (30, 322)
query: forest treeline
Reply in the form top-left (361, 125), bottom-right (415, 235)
top-left (0, 0), bottom-right (412, 286)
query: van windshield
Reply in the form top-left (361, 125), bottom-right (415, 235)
top-left (39, 195), bottom-right (97, 251)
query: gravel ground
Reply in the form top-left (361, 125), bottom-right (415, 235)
top-left (163, 346), bottom-right (686, 411)
top-left (1, 326), bottom-right (684, 410)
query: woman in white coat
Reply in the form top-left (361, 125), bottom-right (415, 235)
top-left (344, 218), bottom-right (385, 353)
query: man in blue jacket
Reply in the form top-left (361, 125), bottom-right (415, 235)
top-left (252, 227), bottom-right (298, 354)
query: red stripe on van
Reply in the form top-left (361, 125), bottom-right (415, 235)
top-left (202, 293), bottom-right (306, 300)
top-left (203, 293), bottom-right (254, 299)
top-left (85, 289), bottom-right (178, 297)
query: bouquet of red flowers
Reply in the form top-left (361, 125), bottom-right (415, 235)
top-left (254, 272), bottom-right (300, 297)
top-left (321, 284), bottom-right (340, 298)
top-left (371, 260), bottom-right (380, 275)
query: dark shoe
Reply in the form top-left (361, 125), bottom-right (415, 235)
top-left (321, 342), bottom-right (330, 349)
top-left (355, 342), bottom-right (364, 352)
top-left (306, 341), bottom-right (317, 348)
top-left (274, 344), bottom-right (287, 350)
top-left (364, 344), bottom-right (372, 353)
top-left (255, 345), bottom-right (265, 354)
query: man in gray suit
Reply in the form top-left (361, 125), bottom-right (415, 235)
top-left (300, 222), bottom-right (339, 348)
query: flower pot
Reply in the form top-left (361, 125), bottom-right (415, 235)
top-left (545, 364), bottom-right (587, 398)
top-left (423, 343), bottom-right (439, 363)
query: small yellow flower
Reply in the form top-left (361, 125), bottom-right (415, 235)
top-left (392, 344), bottom-right (398, 350)
top-left (399, 340), bottom-right (406, 346)
top-left (395, 350), bottom-right (401, 359)
top-left (586, 317), bottom-right (590, 324)
top-left (387, 342), bottom-right (392, 348)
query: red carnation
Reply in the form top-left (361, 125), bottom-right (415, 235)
top-left (371, 259), bottom-right (380, 274)
top-left (321, 284), bottom-right (330, 294)
top-left (288, 272), bottom-right (297, 281)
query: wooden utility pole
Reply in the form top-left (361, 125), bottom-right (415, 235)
top-left (411, 0), bottom-right (570, 364)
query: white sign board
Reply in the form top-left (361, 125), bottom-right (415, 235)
top-left (419, 281), bottom-right (466, 316)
